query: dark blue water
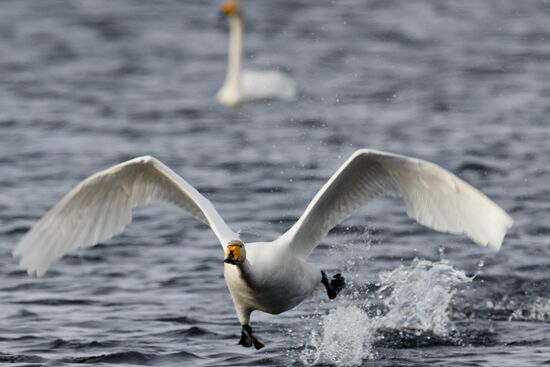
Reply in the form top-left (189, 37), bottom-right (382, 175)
top-left (1, 0), bottom-right (549, 365)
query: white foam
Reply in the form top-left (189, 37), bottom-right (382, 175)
top-left (300, 258), bottom-right (472, 366)
top-left (509, 297), bottom-right (550, 322)
top-left (378, 258), bottom-right (472, 335)
top-left (301, 306), bottom-right (377, 367)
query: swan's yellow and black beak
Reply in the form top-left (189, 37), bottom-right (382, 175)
top-left (220, 0), bottom-right (239, 18)
top-left (224, 241), bottom-right (243, 265)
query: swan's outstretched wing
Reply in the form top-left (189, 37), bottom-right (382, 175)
top-left (280, 149), bottom-right (513, 259)
top-left (13, 156), bottom-right (239, 276)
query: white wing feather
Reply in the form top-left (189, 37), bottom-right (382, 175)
top-left (13, 156), bottom-right (239, 276)
top-left (280, 149), bottom-right (513, 259)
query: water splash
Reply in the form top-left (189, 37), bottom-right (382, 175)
top-left (378, 258), bottom-right (472, 335)
top-left (300, 306), bottom-right (377, 367)
top-left (508, 297), bottom-right (550, 322)
top-left (301, 258), bottom-right (473, 366)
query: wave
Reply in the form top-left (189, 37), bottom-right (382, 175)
top-left (0, 352), bottom-right (45, 364)
top-left (62, 350), bottom-right (202, 365)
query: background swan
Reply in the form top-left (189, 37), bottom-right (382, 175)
top-left (13, 149), bottom-right (512, 349)
top-left (217, 0), bottom-right (297, 107)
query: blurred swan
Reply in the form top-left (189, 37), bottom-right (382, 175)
top-left (14, 149), bottom-right (512, 349)
top-left (217, 0), bottom-right (297, 107)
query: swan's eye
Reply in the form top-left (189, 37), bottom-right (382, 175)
top-left (221, 0), bottom-right (238, 16)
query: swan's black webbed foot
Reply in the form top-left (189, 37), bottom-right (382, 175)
top-left (239, 324), bottom-right (264, 350)
top-left (321, 271), bottom-right (346, 299)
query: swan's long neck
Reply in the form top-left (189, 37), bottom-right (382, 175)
top-left (237, 260), bottom-right (252, 281)
top-left (223, 15), bottom-right (244, 91)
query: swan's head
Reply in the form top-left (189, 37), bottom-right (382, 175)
top-left (220, 0), bottom-right (241, 18)
top-left (224, 240), bottom-right (246, 265)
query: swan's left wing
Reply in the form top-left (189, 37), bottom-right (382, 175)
top-left (280, 149), bottom-right (513, 259)
top-left (13, 156), bottom-right (239, 276)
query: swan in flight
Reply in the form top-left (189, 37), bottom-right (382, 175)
top-left (13, 149), bottom-right (512, 349)
top-left (217, 0), bottom-right (297, 107)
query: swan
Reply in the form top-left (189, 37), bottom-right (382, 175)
top-left (13, 149), bottom-right (513, 349)
top-left (216, 0), bottom-right (297, 107)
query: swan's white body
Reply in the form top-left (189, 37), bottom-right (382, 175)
top-left (14, 149), bottom-right (513, 342)
top-left (217, 6), bottom-right (296, 107)
top-left (224, 242), bottom-right (320, 324)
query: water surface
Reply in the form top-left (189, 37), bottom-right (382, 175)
top-left (1, 0), bottom-right (549, 366)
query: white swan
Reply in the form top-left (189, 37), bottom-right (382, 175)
top-left (13, 149), bottom-right (513, 349)
top-left (217, 0), bottom-right (297, 107)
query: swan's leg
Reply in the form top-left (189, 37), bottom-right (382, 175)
top-left (239, 324), bottom-right (264, 350)
top-left (321, 271), bottom-right (346, 299)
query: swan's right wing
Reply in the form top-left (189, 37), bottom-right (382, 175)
top-left (280, 149), bottom-right (513, 259)
top-left (13, 156), bottom-right (239, 276)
